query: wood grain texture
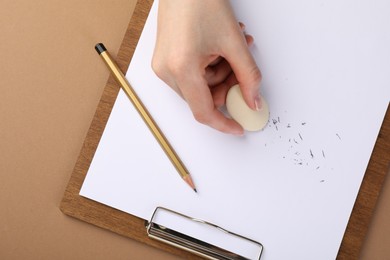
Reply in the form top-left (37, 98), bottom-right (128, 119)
top-left (60, 0), bottom-right (390, 259)
top-left (338, 106), bottom-right (390, 259)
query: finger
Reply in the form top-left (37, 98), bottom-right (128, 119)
top-left (208, 30), bottom-right (251, 68)
top-left (178, 74), bottom-right (244, 135)
top-left (224, 30), bottom-right (262, 111)
top-left (211, 73), bottom-right (238, 108)
top-left (206, 33), bottom-right (253, 85)
top-left (239, 21), bottom-right (254, 47)
top-left (205, 59), bottom-right (232, 86)
top-left (206, 29), bottom-right (254, 108)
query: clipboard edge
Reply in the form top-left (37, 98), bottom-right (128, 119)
top-left (59, 0), bottom-right (390, 258)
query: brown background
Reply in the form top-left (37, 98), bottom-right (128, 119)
top-left (0, 0), bottom-right (388, 259)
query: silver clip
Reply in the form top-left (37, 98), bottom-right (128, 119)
top-left (146, 207), bottom-right (263, 260)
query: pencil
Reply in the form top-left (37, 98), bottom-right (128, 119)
top-left (95, 43), bottom-right (197, 193)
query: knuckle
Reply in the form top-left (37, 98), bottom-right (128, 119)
top-left (250, 66), bottom-right (262, 84)
top-left (240, 66), bottom-right (262, 93)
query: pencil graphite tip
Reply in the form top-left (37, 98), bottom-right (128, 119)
top-left (183, 175), bottom-right (197, 192)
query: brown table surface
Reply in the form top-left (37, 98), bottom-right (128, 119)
top-left (1, 1), bottom-right (388, 259)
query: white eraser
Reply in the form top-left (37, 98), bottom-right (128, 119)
top-left (226, 84), bottom-right (269, 131)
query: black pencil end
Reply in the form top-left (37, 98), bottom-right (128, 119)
top-left (95, 43), bottom-right (106, 55)
top-left (194, 188), bottom-right (198, 193)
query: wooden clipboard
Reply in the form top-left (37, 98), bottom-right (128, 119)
top-left (60, 0), bottom-right (390, 259)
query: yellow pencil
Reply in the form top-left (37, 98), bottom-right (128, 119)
top-left (95, 43), bottom-right (196, 193)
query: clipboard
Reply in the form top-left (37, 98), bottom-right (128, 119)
top-left (60, 0), bottom-right (390, 259)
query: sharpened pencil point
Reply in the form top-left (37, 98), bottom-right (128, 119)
top-left (183, 175), bottom-right (197, 192)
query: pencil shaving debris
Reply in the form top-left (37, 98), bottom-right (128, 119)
top-left (268, 115), bottom-right (337, 171)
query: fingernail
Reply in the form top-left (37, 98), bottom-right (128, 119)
top-left (255, 94), bottom-right (262, 111)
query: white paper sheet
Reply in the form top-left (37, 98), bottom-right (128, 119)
top-left (80, 1), bottom-right (390, 259)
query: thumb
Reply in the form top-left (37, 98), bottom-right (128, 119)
top-left (225, 38), bottom-right (262, 111)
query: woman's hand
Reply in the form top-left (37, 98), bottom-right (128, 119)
top-left (152, 0), bottom-right (262, 135)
